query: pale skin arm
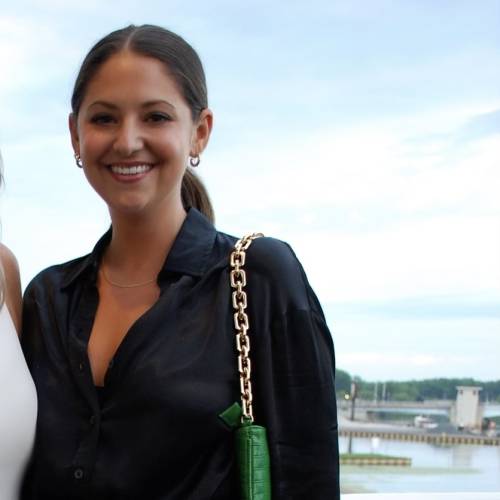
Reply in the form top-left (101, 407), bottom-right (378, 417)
top-left (0, 243), bottom-right (23, 335)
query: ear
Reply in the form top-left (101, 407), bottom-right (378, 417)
top-left (68, 113), bottom-right (80, 155)
top-left (190, 108), bottom-right (213, 156)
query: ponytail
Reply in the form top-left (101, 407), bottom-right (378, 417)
top-left (70, 25), bottom-right (215, 224)
top-left (181, 168), bottom-right (214, 224)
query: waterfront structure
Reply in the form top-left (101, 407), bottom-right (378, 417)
top-left (344, 494), bottom-right (500, 499)
top-left (451, 386), bottom-right (483, 430)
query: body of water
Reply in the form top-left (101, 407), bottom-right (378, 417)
top-left (484, 404), bottom-right (500, 418)
top-left (339, 436), bottom-right (500, 494)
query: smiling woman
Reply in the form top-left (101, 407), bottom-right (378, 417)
top-left (69, 50), bottom-right (213, 222)
top-left (69, 24), bottom-right (214, 223)
top-left (20, 25), bottom-right (340, 500)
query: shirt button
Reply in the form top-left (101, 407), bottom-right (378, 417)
top-left (79, 362), bottom-right (84, 372)
top-left (74, 468), bottom-right (84, 480)
top-left (89, 415), bottom-right (96, 426)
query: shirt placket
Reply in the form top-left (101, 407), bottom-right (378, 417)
top-left (66, 276), bottom-right (101, 490)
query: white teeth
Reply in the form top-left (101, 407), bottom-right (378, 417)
top-left (110, 164), bottom-right (152, 175)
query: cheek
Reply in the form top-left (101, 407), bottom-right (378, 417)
top-left (82, 164), bottom-right (105, 195)
top-left (80, 129), bottom-right (110, 159)
top-left (156, 124), bottom-right (193, 156)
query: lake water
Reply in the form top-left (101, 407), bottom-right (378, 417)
top-left (339, 435), bottom-right (500, 494)
top-left (485, 404), bottom-right (500, 418)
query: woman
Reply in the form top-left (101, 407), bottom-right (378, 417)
top-left (0, 152), bottom-right (37, 500)
top-left (22, 25), bottom-right (339, 499)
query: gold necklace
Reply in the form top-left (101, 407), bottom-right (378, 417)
top-left (100, 266), bottom-right (157, 289)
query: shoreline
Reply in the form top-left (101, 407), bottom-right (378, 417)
top-left (339, 417), bottom-right (500, 446)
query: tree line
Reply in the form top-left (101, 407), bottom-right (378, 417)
top-left (335, 369), bottom-right (500, 402)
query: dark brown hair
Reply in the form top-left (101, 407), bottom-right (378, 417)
top-left (71, 24), bottom-right (214, 222)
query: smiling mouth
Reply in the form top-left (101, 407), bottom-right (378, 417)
top-left (108, 164), bottom-right (153, 176)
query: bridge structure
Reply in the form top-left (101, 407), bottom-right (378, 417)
top-left (338, 398), bottom-right (455, 415)
top-left (339, 398), bottom-right (500, 423)
top-left (337, 398), bottom-right (454, 420)
top-left (342, 398), bottom-right (454, 411)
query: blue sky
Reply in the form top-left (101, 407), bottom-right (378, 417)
top-left (1, 0), bottom-right (499, 381)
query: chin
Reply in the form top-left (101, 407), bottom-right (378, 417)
top-left (106, 196), bottom-right (152, 217)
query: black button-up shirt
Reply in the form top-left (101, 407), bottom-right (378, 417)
top-left (21, 208), bottom-right (339, 499)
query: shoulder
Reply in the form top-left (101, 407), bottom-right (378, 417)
top-left (215, 232), bottom-right (302, 279)
top-left (24, 253), bottom-right (91, 300)
top-left (245, 236), bottom-right (303, 278)
top-left (242, 236), bottom-right (315, 310)
top-left (0, 242), bottom-right (20, 278)
top-left (213, 230), bottom-right (320, 312)
top-left (1, 243), bottom-right (22, 331)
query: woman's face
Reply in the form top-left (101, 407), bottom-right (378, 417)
top-left (70, 51), bottom-right (212, 217)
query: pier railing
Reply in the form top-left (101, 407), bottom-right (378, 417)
top-left (343, 494), bottom-right (500, 499)
top-left (340, 427), bottom-right (500, 446)
top-left (339, 399), bottom-right (454, 410)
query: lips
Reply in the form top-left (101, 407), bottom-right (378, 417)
top-left (109, 164), bottom-right (153, 175)
top-left (106, 163), bottom-right (155, 183)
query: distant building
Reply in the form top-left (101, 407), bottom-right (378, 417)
top-left (451, 386), bottom-right (483, 430)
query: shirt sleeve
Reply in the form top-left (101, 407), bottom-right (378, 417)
top-left (20, 279), bottom-right (41, 370)
top-left (244, 238), bottom-right (340, 499)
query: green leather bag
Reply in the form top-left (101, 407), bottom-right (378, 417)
top-left (227, 234), bottom-right (272, 500)
top-left (236, 418), bottom-right (271, 500)
top-left (219, 403), bottom-right (271, 500)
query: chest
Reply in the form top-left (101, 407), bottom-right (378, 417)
top-left (29, 274), bottom-right (245, 497)
top-left (36, 271), bottom-right (242, 414)
top-left (88, 283), bottom-right (160, 386)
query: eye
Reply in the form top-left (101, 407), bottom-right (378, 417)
top-left (146, 112), bottom-right (172, 123)
top-left (90, 113), bottom-right (115, 124)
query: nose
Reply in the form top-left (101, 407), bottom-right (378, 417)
top-left (112, 118), bottom-right (144, 156)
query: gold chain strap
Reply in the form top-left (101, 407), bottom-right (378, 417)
top-left (230, 232), bottom-right (264, 423)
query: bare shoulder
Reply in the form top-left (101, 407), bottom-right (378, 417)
top-left (0, 243), bottom-right (22, 333)
top-left (1, 242), bottom-right (20, 271)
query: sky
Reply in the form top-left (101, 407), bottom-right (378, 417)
top-left (0, 0), bottom-right (499, 381)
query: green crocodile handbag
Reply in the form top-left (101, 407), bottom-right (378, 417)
top-left (225, 233), bottom-right (272, 500)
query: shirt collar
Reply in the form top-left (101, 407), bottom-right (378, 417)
top-left (61, 208), bottom-right (217, 289)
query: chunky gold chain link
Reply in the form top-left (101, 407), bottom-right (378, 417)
top-left (230, 232), bottom-right (264, 422)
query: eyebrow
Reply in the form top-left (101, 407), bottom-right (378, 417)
top-left (143, 100), bottom-right (176, 110)
top-left (88, 99), bottom-right (177, 111)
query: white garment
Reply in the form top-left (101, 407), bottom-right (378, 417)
top-left (0, 304), bottom-right (37, 500)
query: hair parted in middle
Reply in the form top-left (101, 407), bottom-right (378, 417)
top-left (71, 24), bottom-right (214, 222)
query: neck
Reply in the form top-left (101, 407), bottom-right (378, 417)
top-left (104, 202), bottom-right (187, 279)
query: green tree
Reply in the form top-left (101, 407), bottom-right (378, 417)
top-left (335, 369), bottom-right (500, 402)
top-left (335, 369), bottom-right (351, 396)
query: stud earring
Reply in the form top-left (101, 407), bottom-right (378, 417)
top-left (189, 155), bottom-right (200, 168)
top-left (74, 153), bottom-right (83, 168)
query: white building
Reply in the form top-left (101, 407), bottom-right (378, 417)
top-left (451, 386), bottom-right (483, 430)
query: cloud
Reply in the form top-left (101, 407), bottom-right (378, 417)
top-left (337, 349), bottom-right (499, 381)
top-left (328, 310), bottom-right (500, 380)
top-left (208, 105), bottom-right (500, 216)
top-left (205, 106), bottom-right (500, 304)
top-left (336, 343), bottom-right (498, 380)
top-left (1, 2), bottom-right (498, 382)
top-left (339, 351), bottom-right (474, 375)
top-left (296, 214), bottom-right (500, 303)
top-left (0, 16), bottom-right (77, 97)
top-left (457, 109), bottom-right (500, 142)
top-left (329, 295), bottom-right (500, 320)
top-left (29, 0), bottom-right (103, 9)
top-left (0, 14), bottom-right (82, 144)
top-left (341, 351), bottom-right (460, 367)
